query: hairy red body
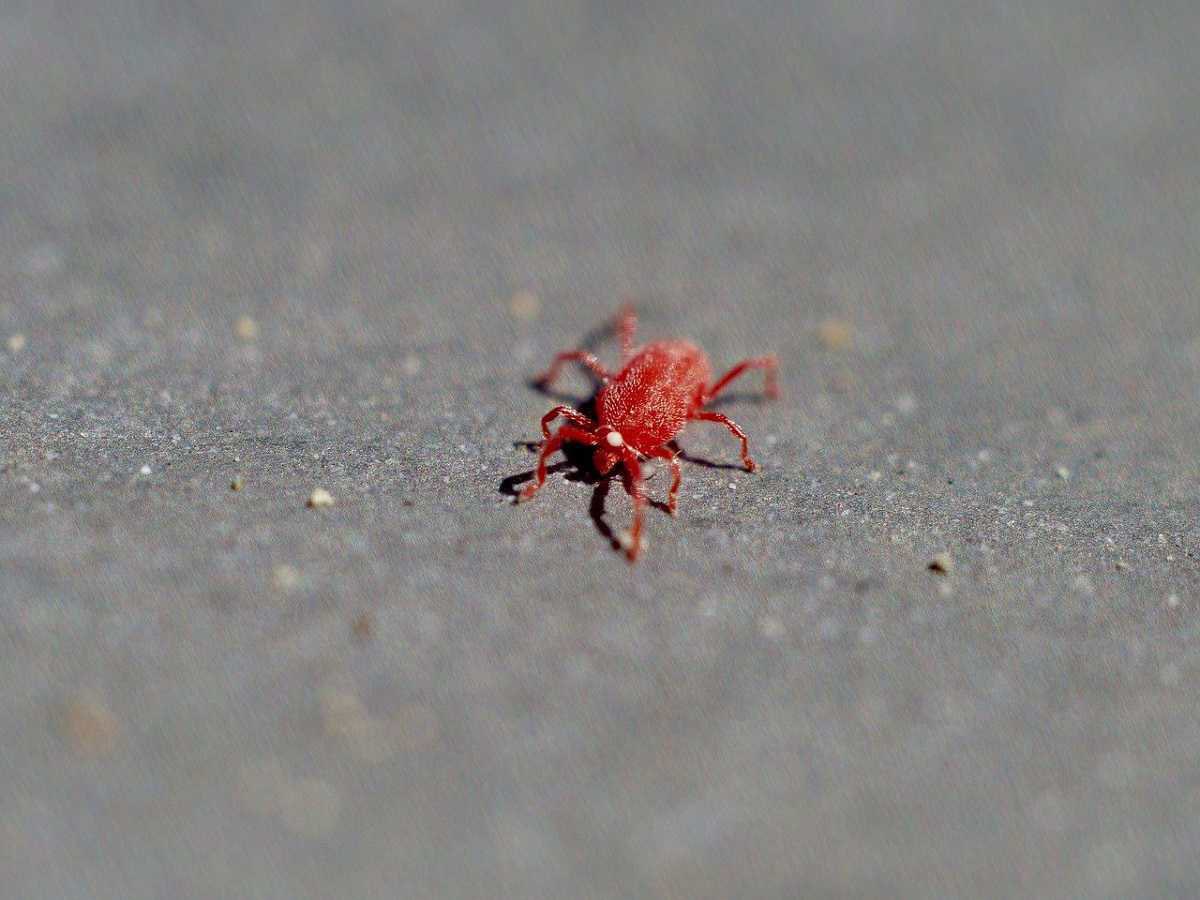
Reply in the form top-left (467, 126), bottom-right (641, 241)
top-left (518, 306), bottom-right (778, 561)
top-left (595, 341), bottom-right (710, 464)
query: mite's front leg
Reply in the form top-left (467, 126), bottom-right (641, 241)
top-left (518, 425), bottom-right (598, 502)
top-left (620, 454), bottom-right (646, 562)
top-left (539, 404), bottom-right (595, 439)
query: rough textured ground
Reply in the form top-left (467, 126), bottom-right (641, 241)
top-left (2, 1), bottom-right (1199, 897)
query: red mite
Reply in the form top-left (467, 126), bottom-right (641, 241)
top-left (518, 306), bottom-right (778, 561)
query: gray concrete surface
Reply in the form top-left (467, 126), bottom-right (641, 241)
top-left (2, 1), bottom-right (1200, 897)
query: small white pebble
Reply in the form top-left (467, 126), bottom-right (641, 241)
top-left (306, 488), bottom-right (334, 508)
top-left (6, 333), bottom-right (26, 353)
top-left (139, 464), bottom-right (152, 475)
top-left (1056, 466), bottom-right (1072, 481)
top-left (1166, 594), bottom-right (1181, 609)
top-left (727, 482), bottom-right (737, 491)
top-left (895, 393), bottom-right (917, 414)
top-left (28, 483), bottom-right (40, 494)
top-left (977, 449), bottom-right (992, 463)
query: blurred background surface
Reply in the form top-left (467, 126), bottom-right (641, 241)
top-left (2, 1), bottom-right (1200, 897)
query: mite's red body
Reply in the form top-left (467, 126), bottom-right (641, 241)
top-left (518, 306), bottom-right (778, 561)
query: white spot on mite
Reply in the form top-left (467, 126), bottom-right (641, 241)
top-left (605, 431), bottom-right (624, 447)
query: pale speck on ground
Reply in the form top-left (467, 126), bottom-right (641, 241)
top-left (271, 564), bottom-right (301, 591)
top-left (234, 315), bottom-right (260, 342)
top-left (815, 318), bottom-right (854, 351)
top-left (59, 692), bottom-right (120, 759)
top-left (305, 487), bottom-right (334, 508)
top-left (509, 290), bottom-right (541, 320)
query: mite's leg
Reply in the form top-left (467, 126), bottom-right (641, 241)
top-left (616, 304), bottom-right (638, 362)
top-left (539, 404), bottom-right (595, 439)
top-left (648, 446), bottom-right (683, 516)
top-left (691, 411), bottom-right (757, 472)
top-left (533, 351), bottom-right (612, 390)
top-left (619, 454), bottom-right (646, 562)
top-left (703, 355), bottom-right (779, 404)
top-left (518, 425), bottom-right (599, 502)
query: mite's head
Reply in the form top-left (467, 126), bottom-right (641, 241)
top-left (593, 429), bottom-right (625, 474)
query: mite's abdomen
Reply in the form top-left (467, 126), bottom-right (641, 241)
top-left (598, 341), bottom-right (710, 449)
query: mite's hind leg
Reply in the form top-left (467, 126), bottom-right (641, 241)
top-left (703, 355), bottom-right (779, 404)
top-left (691, 411), bottom-right (757, 472)
top-left (648, 446), bottom-right (683, 516)
top-left (616, 304), bottom-right (638, 362)
top-left (533, 352), bottom-right (612, 390)
top-left (518, 425), bottom-right (599, 502)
